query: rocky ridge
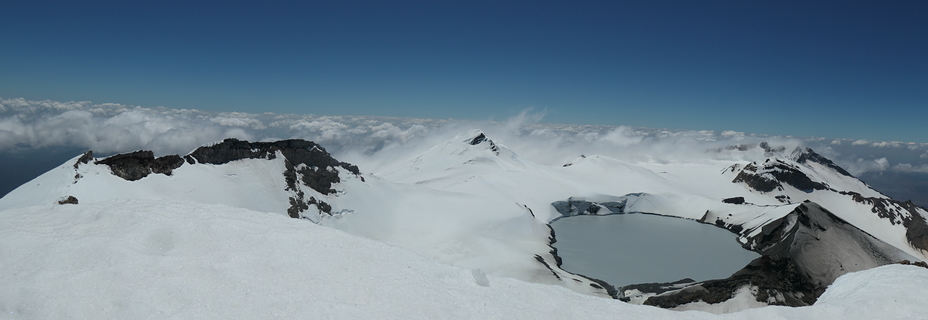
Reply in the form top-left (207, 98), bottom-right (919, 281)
top-left (90, 138), bottom-right (361, 219)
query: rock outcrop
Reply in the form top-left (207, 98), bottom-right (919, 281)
top-left (467, 132), bottom-right (500, 154)
top-left (732, 159), bottom-right (830, 193)
top-left (96, 151), bottom-right (185, 181)
top-left (86, 138), bottom-right (362, 219)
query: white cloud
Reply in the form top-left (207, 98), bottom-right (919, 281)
top-left (851, 139), bottom-right (870, 146)
top-left (720, 130), bottom-right (746, 140)
top-left (875, 158), bottom-right (890, 170)
top-left (870, 141), bottom-right (903, 148)
top-left (2, 97), bottom-right (927, 177)
top-left (600, 126), bottom-right (644, 146)
top-left (841, 157), bottom-right (894, 176)
top-left (210, 112), bottom-right (267, 130)
top-left (892, 163), bottom-right (928, 173)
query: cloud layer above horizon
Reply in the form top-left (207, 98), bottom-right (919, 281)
top-left (2, 97), bottom-right (927, 176)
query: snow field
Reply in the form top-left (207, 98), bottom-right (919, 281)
top-left (2, 200), bottom-right (927, 319)
top-left (2, 130), bottom-right (928, 317)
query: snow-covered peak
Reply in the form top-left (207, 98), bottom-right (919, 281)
top-left (450, 129), bottom-right (506, 157)
top-left (730, 147), bottom-right (879, 198)
top-left (790, 147), bottom-right (855, 178)
top-left (378, 129), bottom-right (534, 183)
top-left (464, 129), bottom-right (498, 151)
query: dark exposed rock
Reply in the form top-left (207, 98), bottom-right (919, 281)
top-left (643, 255), bottom-right (820, 308)
top-left (732, 160), bottom-right (830, 193)
top-left (767, 160), bottom-right (830, 191)
top-left (723, 197), bottom-right (745, 204)
top-left (775, 195), bottom-right (791, 204)
top-left (58, 196), bottom-right (78, 205)
top-left (904, 215), bottom-right (928, 253)
top-left (185, 139), bottom-right (359, 175)
top-left (467, 132), bottom-right (500, 154)
top-left (523, 204), bottom-right (536, 218)
top-left (73, 151), bottom-right (93, 169)
top-left (732, 163), bottom-right (781, 192)
top-left (898, 260), bottom-right (928, 269)
top-left (97, 151), bottom-right (154, 181)
top-left (95, 151), bottom-right (185, 181)
top-left (151, 155), bottom-right (185, 175)
top-left (287, 191), bottom-right (309, 218)
top-left (713, 217), bottom-right (743, 233)
top-left (546, 224), bottom-right (563, 267)
top-left (562, 155), bottom-right (586, 167)
top-left (534, 254), bottom-right (562, 280)
top-left (469, 133), bottom-right (488, 146)
top-left (286, 192), bottom-right (333, 219)
top-left (72, 151), bottom-right (94, 182)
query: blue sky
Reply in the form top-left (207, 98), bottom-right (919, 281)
top-left (2, 1), bottom-right (926, 142)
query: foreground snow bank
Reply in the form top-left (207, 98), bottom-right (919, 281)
top-left (1, 200), bottom-right (926, 319)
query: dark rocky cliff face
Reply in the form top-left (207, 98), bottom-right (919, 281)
top-left (640, 255), bottom-right (820, 308)
top-left (89, 138), bottom-right (361, 219)
top-left (468, 132), bottom-right (500, 154)
top-left (96, 151), bottom-right (185, 181)
top-left (185, 139), bottom-right (357, 174)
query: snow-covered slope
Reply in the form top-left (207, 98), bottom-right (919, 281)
top-left (0, 137), bottom-right (616, 298)
top-left (2, 199), bottom-right (927, 319)
top-left (2, 131), bottom-right (927, 313)
top-left (375, 131), bottom-right (928, 309)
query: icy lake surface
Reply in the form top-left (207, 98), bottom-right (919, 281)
top-left (550, 213), bottom-right (760, 287)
